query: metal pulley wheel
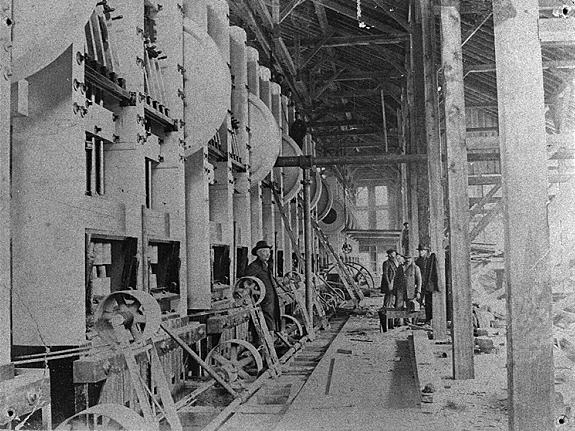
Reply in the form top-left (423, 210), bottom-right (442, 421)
top-left (282, 271), bottom-right (303, 286)
top-left (233, 276), bottom-right (266, 306)
top-left (94, 290), bottom-right (161, 344)
top-left (205, 339), bottom-right (264, 384)
top-left (55, 404), bottom-right (153, 431)
top-left (280, 314), bottom-right (304, 339)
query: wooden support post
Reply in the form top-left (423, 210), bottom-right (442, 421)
top-left (493, 1), bottom-right (554, 429)
top-left (0, 0), bottom-right (10, 366)
top-left (420, 0), bottom-right (447, 340)
top-left (412, 2), bottom-right (430, 246)
top-left (440, 0), bottom-right (474, 379)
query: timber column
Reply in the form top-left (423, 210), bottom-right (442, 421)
top-left (419, 0), bottom-right (447, 340)
top-left (493, 1), bottom-right (553, 429)
top-left (440, 0), bottom-right (474, 379)
top-left (0, 0), bottom-right (10, 364)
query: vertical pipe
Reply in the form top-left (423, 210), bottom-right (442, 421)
top-left (303, 168), bottom-right (314, 335)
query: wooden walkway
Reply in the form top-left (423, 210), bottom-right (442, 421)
top-left (211, 304), bottom-right (450, 431)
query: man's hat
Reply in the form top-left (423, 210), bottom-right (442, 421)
top-left (417, 243), bottom-right (430, 251)
top-left (252, 240), bottom-right (272, 256)
top-left (386, 248), bottom-right (396, 255)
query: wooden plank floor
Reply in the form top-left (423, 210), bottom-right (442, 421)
top-left (213, 303), bottom-right (450, 431)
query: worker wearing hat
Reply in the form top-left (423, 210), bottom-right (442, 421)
top-left (415, 243), bottom-right (438, 325)
top-left (380, 248), bottom-right (398, 309)
top-left (245, 240), bottom-right (281, 333)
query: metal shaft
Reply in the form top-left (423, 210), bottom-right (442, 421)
top-left (302, 168), bottom-right (314, 337)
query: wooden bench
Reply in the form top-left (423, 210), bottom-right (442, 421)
top-left (378, 307), bottom-right (426, 332)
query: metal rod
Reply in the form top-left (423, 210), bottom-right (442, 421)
top-left (302, 168), bottom-right (314, 338)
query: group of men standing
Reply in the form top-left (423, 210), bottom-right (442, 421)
top-left (380, 243), bottom-right (438, 325)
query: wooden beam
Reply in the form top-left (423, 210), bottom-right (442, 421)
top-left (298, 34), bottom-right (410, 47)
top-left (441, 0), bottom-right (474, 379)
top-left (320, 88), bottom-right (400, 98)
top-left (468, 200), bottom-right (502, 241)
top-left (246, 0), bottom-right (274, 28)
top-left (371, 0), bottom-right (411, 32)
top-left (314, 0), bottom-right (403, 33)
top-left (279, 0), bottom-right (306, 23)
top-left (494, 2), bottom-right (554, 430)
top-left (312, 0), bottom-right (330, 33)
top-left (420, 0), bottom-right (447, 340)
top-left (464, 60), bottom-right (575, 74)
top-left (469, 184), bottom-right (501, 217)
top-left (300, 29), bottom-right (334, 69)
top-left (539, 17), bottom-right (575, 43)
top-left (0, 0), bottom-right (10, 365)
top-left (314, 69), bottom-right (343, 99)
top-left (313, 128), bottom-right (382, 137)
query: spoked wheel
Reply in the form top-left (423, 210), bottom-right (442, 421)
top-left (56, 404), bottom-right (152, 431)
top-left (346, 262), bottom-right (375, 291)
top-left (233, 276), bottom-right (266, 306)
top-left (280, 314), bottom-right (304, 340)
top-left (282, 271), bottom-right (303, 285)
top-left (206, 339), bottom-right (264, 385)
top-left (314, 272), bottom-right (347, 304)
top-left (94, 290), bottom-right (161, 344)
top-left (318, 291), bottom-right (337, 314)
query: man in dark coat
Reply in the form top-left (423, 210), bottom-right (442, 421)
top-left (415, 243), bottom-right (438, 324)
top-left (380, 249), bottom-right (398, 308)
top-left (245, 240), bottom-right (281, 332)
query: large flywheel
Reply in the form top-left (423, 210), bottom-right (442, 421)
top-left (206, 339), bottom-right (264, 385)
top-left (55, 404), bottom-right (153, 431)
top-left (233, 276), bottom-right (266, 307)
top-left (94, 290), bottom-right (161, 344)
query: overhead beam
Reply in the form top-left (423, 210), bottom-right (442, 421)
top-left (314, 0), bottom-right (405, 33)
top-left (539, 17), bottom-right (575, 43)
top-left (465, 60), bottom-right (575, 74)
top-left (298, 34), bottom-right (410, 48)
top-left (279, 0), bottom-right (306, 23)
top-left (313, 68), bottom-right (344, 99)
top-left (274, 153), bottom-right (427, 167)
top-left (300, 29), bottom-right (334, 69)
top-left (371, 0), bottom-right (411, 32)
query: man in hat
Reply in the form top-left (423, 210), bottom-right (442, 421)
top-left (245, 240), bottom-right (280, 333)
top-left (415, 243), bottom-right (438, 325)
top-left (403, 254), bottom-right (422, 322)
top-left (380, 249), bottom-right (398, 309)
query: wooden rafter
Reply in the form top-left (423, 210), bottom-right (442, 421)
top-left (279, 0), bottom-right (306, 23)
top-left (315, 0), bottom-right (404, 33)
top-left (300, 29), bottom-right (334, 69)
top-left (312, 0), bottom-right (330, 33)
top-left (298, 34), bottom-right (409, 48)
top-left (314, 68), bottom-right (344, 99)
top-left (370, 0), bottom-right (411, 32)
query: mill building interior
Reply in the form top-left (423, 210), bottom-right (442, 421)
top-left (0, 0), bottom-right (574, 430)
